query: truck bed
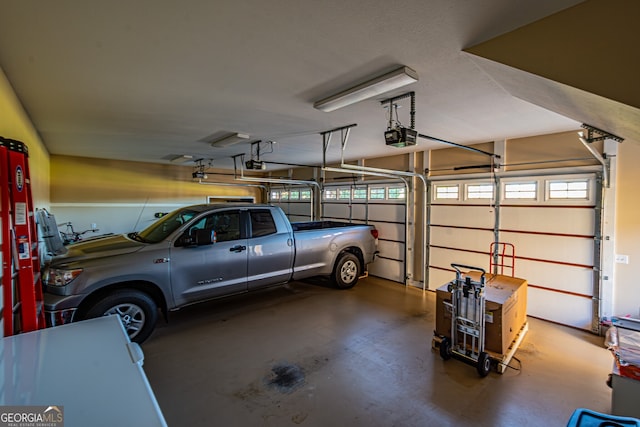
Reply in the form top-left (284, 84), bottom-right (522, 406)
top-left (290, 221), bottom-right (368, 232)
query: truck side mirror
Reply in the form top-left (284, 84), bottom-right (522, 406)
top-left (175, 232), bottom-right (192, 247)
top-left (193, 229), bottom-right (215, 246)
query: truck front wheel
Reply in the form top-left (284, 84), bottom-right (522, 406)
top-left (333, 253), bottom-right (361, 289)
top-left (85, 290), bottom-right (158, 344)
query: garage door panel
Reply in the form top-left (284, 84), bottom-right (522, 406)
top-left (430, 227), bottom-right (494, 253)
top-left (370, 222), bottom-right (404, 242)
top-left (501, 233), bottom-right (593, 266)
top-left (429, 247), bottom-right (489, 274)
top-left (369, 257), bottom-right (403, 283)
top-left (286, 203), bottom-right (312, 218)
top-left (428, 268), bottom-right (455, 290)
top-left (349, 219), bottom-right (368, 225)
top-left (347, 204), bottom-right (365, 220)
top-left (283, 202), bottom-right (312, 222)
top-left (323, 203), bottom-right (350, 219)
top-left (528, 287), bottom-right (592, 330)
top-left (429, 247), bottom-right (451, 269)
top-left (368, 204), bottom-right (405, 222)
top-left (431, 206), bottom-right (495, 228)
top-left (516, 260), bottom-right (593, 296)
top-left (501, 207), bottom-right (594, 235)
top-left (377, 240), bottom-right (404, 261)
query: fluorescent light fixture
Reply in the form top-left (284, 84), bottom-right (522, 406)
top-left (170, 154), bottom-right (193, 163)
top-left (314, 66), bottom-right (418, 112)
top-left (210, 132), bottom-right (250, 148)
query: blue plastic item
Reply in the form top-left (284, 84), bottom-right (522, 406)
top-left (567, 408), bottom-right (640, 427)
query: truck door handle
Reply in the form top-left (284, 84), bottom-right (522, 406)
top-left (229, 245), bottom-right (247, 253)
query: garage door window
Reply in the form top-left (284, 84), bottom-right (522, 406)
top-left (324, 189), bottom-right (337, 199)
top-left (548, 180), bottom-right (589, 199)
top-left (388, 187), bottom-right (405, 200)
top-left (338, 189), bottom-right (351, 200)
top-left (504, 182), bottom-right (537, 200)
top-left (467, 184), bottom-right (493, 199)
top-left (270, 191), bottom-right (280, 201)
top-left (353, 188), bottom-right (367, 199)
top-left (370, 187), bottom-right (385, 199)
top-left (300, 190), bottom-right (311, 199)
top-left (435, 185), bottom-right (459, 200)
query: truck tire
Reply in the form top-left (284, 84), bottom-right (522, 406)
top-left (332, 252), bottom-right (361, 289)
top-left (85, 289), bottom-right (158, 344)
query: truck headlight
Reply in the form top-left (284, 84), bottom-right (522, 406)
top-left (43, 268), bottom-right (83, 287)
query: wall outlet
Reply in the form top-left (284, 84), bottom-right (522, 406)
top-left (615, 254), bottom-right (629, 264)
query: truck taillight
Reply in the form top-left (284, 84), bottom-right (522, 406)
top-left (370, 229), bottom-right (379, 239)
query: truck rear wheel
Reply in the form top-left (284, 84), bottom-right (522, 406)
top-left (85, 289), bottom-right (158, 344)
top-left (332, 253), bottom-right (361, 289)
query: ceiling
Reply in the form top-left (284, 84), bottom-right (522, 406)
top-left (1, 0), bottom-right (619, 171)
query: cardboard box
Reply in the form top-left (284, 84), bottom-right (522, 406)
top-left (435, 272), bottom-right (527, 355)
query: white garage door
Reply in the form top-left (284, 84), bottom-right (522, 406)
top-left (428, 172), bottom-right (600, 330)
top-left (269, 187), bottom-right (314, 222)
top-left (322, 182), bottom-right (407, 283)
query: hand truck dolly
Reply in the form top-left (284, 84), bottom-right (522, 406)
top-left (439, 263), bottom-right (492, 377)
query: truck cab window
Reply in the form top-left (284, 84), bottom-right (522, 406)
top-left (250, 210), bottom-right (277, 238)
top-left (188, 211), bottom-right (241, 243)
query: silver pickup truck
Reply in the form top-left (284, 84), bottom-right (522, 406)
top-left (43, 204), bottom-right (378, 343)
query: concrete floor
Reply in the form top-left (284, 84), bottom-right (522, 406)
top-left (142, 276), bottom-right (613, 427)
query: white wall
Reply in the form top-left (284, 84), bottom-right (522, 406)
top-left (614, 141), bottom-right (640, 318)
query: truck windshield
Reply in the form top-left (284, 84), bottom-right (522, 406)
top-left (134, 209), bottom-right (199, 243)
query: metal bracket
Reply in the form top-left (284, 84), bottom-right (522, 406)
top-left (381, 91), bottom-right (415, 130)
top-left (580, 124), bottom-right (624, 143)
top-left (320, 124), bottom-right (358, 168)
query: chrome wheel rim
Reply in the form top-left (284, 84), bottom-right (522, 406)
top-left (105, 303), bottom-right (145, 339)
top-left (340, 260), bottom-right (358, 284)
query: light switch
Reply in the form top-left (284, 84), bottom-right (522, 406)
top-left (615, 254), bottom-right (629, 264)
